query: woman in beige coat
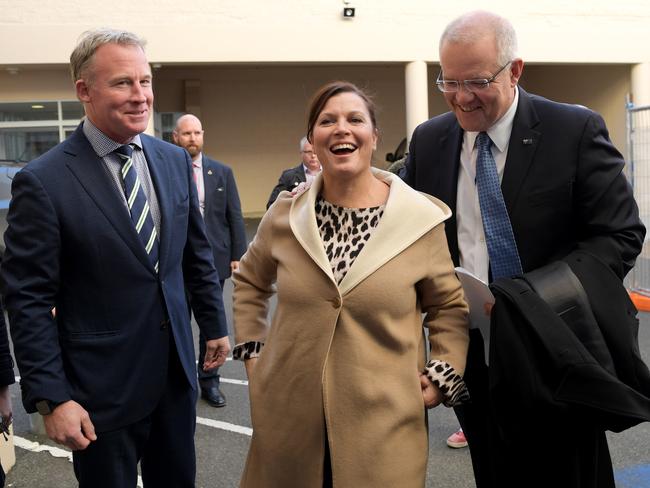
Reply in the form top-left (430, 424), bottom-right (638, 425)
top-left (232, 81), bottom-right (469, 487)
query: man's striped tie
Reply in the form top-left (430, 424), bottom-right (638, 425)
top-left (114, 144), bottom-right (160, 273)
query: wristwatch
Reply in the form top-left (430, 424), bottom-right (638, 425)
top-left (35, 399), bottom-right (62, 415)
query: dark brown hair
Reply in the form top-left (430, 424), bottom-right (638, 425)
top-left (306, 81), bottom-right (377, 143)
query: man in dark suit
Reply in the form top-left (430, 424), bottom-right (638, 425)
top-left (402, 10), bottom-right (645, 488)
top-left (173, 113), bottom-right (247, 408)
top-left (266, 136), bottom-right (321, 208)
top-left (0, 29), bottom-right (230, 487)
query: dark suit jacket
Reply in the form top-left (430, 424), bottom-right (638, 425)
top-left (402, 88), bottom-right (644, 280)
top-left (487, 252), bottom-right (650, 488)
top-left (0, 124), bottom-right (228, 432)
top-left (201, 157), bottom-right (247, 280)
top-left (490, 252), bottom-right (650, 438)
top-left (266, 163), bottom-right (305, 209)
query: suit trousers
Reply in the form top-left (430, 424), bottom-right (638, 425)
top-left (197, 279), bottom-right (225, 387)
top-left (455, 329), bottom-right (615, 488)
top-left (72, 332), bottom-right (197, 488)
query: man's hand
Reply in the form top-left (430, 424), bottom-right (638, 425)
top-left (420, 373), bottom-right (443, 409)
top-left (43, 400), bottom-right (97, 450)
top-left (230, 261), bottom-right (240, 273)
top-left (203, 336), bottom-right (232, 371)
top-left (0, 385), bottom-right (13, 437)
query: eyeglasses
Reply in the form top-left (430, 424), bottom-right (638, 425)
top-left (436, 61), bottom-right (512, 93)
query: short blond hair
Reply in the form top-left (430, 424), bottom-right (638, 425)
top-left (440, 11), bottom-right (517, 66)
top-left (69, 28), bottom-right (146, 84)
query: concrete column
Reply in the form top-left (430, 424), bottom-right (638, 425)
top-left (405, 61), bottom-right (429, 144)
top-left (631, 63), bottom-right (650, 106)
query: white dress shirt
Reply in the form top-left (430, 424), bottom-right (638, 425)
top-left (456, 87), bottom-right (519, 283)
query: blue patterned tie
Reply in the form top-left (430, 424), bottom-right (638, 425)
top-left (475, 132), bottom-right (522, 280)
top-left (114, 144), bottom-right (160, 273)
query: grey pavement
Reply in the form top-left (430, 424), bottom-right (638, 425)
top-left (4, 278), bottom-right (650, 487)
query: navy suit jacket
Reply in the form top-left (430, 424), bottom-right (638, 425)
top-left (403, 88), bottom-right (644, 280)
top-left (266, 163), bottom-right (306, 209)
top-left (201, 157), bottom-right (247, 280)
top-left (0, 124), bottom-right (228, 432)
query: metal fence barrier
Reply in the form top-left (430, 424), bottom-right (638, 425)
top-left (625, 104), bottom-right (650, 295)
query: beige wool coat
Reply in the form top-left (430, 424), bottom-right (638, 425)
top-left (233, 168), bottom-right (469, 488)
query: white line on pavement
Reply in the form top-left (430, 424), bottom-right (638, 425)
top-left (12, 435), bottom-right (144, 487)
top-left (196, 417), bottom-right (252, 436)
top-left (220, 378), bottom-right (248, 386)
top-left (16, 374), bottom-right (248, 386)
top-left (13, 435), bottom-right (72, 461)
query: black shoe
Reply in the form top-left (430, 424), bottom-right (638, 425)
top-left (201, 386), bottom-right (226, 407)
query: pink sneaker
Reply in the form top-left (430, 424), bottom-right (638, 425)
top-left (446, 429), bottom-right (468, 449)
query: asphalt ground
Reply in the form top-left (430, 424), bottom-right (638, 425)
top-left (3, 279), bottom-right (650, 487)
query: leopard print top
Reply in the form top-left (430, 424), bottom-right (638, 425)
top-left (315, 195), bottom-right (385, 284)
top-left (233, 195), bottom-right (469, 406)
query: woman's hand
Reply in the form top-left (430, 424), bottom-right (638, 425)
top-left (244, 357), bottom-right (258, 380)
top-left (420, 373), bottom-right (443, 409)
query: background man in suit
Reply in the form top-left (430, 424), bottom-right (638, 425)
top-left (173, 114), bottom-right (247, 408)
top-left (0, 29), bottom-right (230, 487)
top-left (402, 10), bottom-right (644, 488)
top-left (266, 136), bottom-right (321, 208)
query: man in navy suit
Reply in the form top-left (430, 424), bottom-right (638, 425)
top-left (402, 10), bottom-right (644, 488)
top-left (173, 114), bottom-right (247, 408)
top-left (1, 29), bottom-right (230, 487)
top-left (266, 136), bottom-right (321, 208)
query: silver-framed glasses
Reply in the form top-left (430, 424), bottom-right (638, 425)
top-left (436, 61), bottom-right (512, 93)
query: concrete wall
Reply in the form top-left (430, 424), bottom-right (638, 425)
top-left (0, 1), bottom-right (643, 214)
top-left (1, 1), bottom-right (650, 65)
top-left (0, 68), bottom-right (74, 101)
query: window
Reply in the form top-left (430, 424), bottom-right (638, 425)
top-left (0, 100), bottom-right (83, 162)
top-left (154, 111), bottom-right (184, 143)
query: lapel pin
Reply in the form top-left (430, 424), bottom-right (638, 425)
top-left (522, 138), bottom-right (534, 145)
top-left (207, 169), bottom-right (213, 175)
top-left (217, 187), bottom-right (224, 191)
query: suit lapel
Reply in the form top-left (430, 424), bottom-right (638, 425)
top-left (338, 169), bottom-right (450, 295)
top-left (436, 122), bottom-right (463, 264)
top-left (501, 88), bottom-right (541, 215)
top-left (63, 126), bottom-right (154, 271)
top-left (291, 164), bottom-right (306, 187)
top-left (436, 124), bottom-right (463, 213)
top-left (202, 157), bottom-right (216, 213)
top-left (141, 135), bottom-right (173, 274)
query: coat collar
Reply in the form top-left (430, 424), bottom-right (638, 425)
top-left (289, 167), bottom-right (451, 295)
